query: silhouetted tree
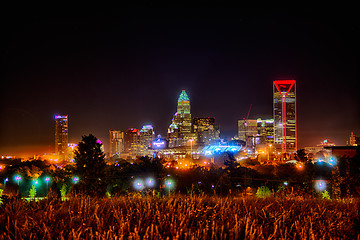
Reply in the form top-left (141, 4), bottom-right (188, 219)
top-left (275, 163), bottom-right (298, 181)
top-left (295, 149), bottom-right (308, 163)
top-left (74, 134), bottom-right (107, 197)
top-left (223, 152), bottom-right (238, 169)
top-left (348, 153), bottom-right (360, 196)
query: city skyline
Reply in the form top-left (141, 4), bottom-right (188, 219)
top-left (1, 8), bottom-right (359, 157)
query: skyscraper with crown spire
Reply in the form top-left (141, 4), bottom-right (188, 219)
top-left (168, 90), bottom-right (196, 147)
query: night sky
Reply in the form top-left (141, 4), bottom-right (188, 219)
top-left (1, 8), bottom-right (359, 157)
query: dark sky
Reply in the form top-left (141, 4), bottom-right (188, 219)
top-left (1, 8), bottom-right (359, 157)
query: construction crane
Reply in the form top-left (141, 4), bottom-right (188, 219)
top-left (245, 104), bottom-right (252, 120)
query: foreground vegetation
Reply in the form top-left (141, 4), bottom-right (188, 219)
top-left (1, 195), bottom-right (359, 239)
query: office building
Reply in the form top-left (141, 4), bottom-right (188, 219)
top-left (168, 122), bottom-right (180, 148)
top-left (192, 117), bottom-right (220, 146)
top-left (238, 119), bottom-right (258, 146)
top-left (55, 115), bottom-right (68, 158)
top-left (124, 128), bottom-right (140, 156)
top-left (350, 132), bottom-right (359, 146)
top-left (257, 118), bottom-right (274, 144)
top-left (109, 130), bottom-right (124, 157)
top-left (273, 80), bottom-right (297, 153)
top-left (139, 125), bottom-right (155, 154)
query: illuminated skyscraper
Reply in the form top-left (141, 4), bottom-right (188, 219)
top-left (124, 128), bottom-right (140, 156)
top-left (174, 90), bottom-right (192, 134)
top-left (257, 118), bottom-right (274, 144)
top-left (192, 117), bottom-right (220, 146)
top-left (55, 115), bottom-right (68, 157)
top-left (273, 80), bottom-right (297, 153)
top-left (169, 90), bottom-right (196, 147)
top-left (167, 122), bottom-right (179, 148)
top-left (238, 119), bottom-right (258, 142)
top-left (139, 125), bottom-right (155, 154)
top-left (109, 130), bottom-right (124, 157)
top-left (350, 132), bottom-right (359, 146)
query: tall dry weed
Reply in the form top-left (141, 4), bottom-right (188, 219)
top-left (0, 194), bottom-right (359, 239)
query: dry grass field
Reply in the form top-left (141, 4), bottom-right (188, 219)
top-left (1, 195), bottom-right (359, 239)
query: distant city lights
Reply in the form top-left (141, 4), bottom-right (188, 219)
top-left (54, 115), bottom-right (67, 119)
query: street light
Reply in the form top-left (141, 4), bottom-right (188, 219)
top-left (4, 178), bottom-right (8, 188)
top-left (72, 176), bottom-right (80, 184)
top-left (328, 157), bottom-right (337, 166)
top-left (133, 179), bottom-right (145, 191)
top-left (268, 144), bottom-right (272, 160)
top-left (15, 175), bottom-right (22, 185)
top-left (315, 180), bottom-right (326, 192)
top-left (165, 179), bottom-right (174, 195)
top-left (145, 178), bottom-right (155, 188)
top-left (45, 177), bottom-right (51, 193)
top-left (189, 139), bottom-right (194, 157)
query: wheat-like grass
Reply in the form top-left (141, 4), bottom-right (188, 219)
top-left (0, 195), bottom-right (359, 239)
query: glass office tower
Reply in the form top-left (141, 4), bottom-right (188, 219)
top-left (273, 80), bottom-right (297, 153)
top-left (55, 115), bottom-right (68, 156)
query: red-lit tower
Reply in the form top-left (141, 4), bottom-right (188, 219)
top-left (273, 80), bottom-right (297, 153)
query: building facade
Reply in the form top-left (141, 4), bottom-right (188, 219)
top-left (124, 128), bottom-right (140, 156)
top-left (167, 122), bottom-right (180, 148)
top-left (192, 117), bottom-right (220, 146)
top-left (55, 115), bottom-right (68, 158)
top-left (238, 119), bottom-right (258, 147)
top-left (273, 80), bottom-right (297, 153)
top-left (350, 132), bottom-right (359, 146)
top-left (109, 130), bottom-right (124, 157)
top-left (139, 125), bottom-right (155, 155)
top-left (257, 118), bottom-right (274, 144)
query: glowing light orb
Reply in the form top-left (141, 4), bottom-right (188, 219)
top-left (72, 176), bottom-right (80, 184)
top-left (133, 179), bottom-right (145, 191)
top-left (328, 157), bottom-right (337, 166)
top-left (14, 175), bottom-right (22, 184)
top-left (315, 180), bottom-right (326, 192)
top-left (165, 179), bottom-right (175, 190)
top-left (145, 178), bottom-right (155, 188)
